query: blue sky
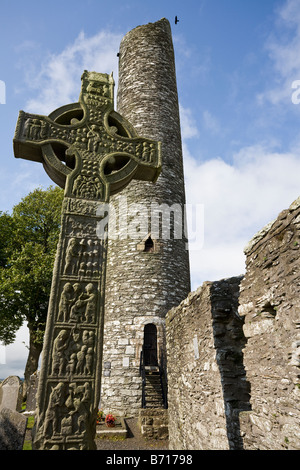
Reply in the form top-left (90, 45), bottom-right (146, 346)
top-left (1, 0), bottom-right (300, 377)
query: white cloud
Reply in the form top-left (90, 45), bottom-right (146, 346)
top-left (179, 105), bottom-right (199, 139)
top-left (184, 143), bottom-right (300, 287)
top-left (178, 41), bottom-right (300, 288)
top-left (258, 0), bottom-right (300, 106)
top-left (0, 324), bottom-right (29, 379)
top-left (0, 161), bottom-right (52, 212)
top-left (23, 30), bottom-right (122, 114)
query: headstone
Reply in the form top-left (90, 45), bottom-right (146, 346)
top-left (0, 376), bottom-right (23, 412)
top-left (13, 70), bottom-right (161, 450)
top-left (0, 407), bottom-right (28, 450)
top-left (26, 371), bottom-right (39, 412)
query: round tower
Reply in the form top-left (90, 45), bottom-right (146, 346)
top-left (101, 18), bottom-right (190, 416)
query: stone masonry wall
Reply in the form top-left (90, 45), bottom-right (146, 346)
top-left (238, 197), bottom-right (300, 450)
top-left (166, 197), bottom-right (300, 450)
top-left (166, 277), bottom-right (250, 450)
top-left (101, 19), bottom-right (190, 416)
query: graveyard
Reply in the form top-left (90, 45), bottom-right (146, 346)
top-left (0, 14), bottom-right (299, 452)
top-left (0, 375), bottom-right (169, 450)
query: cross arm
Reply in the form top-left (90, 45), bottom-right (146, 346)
top-left (13, 70), bottom-right (162, 200)
top-left (13, 107), bottom-right (83, 188)
top-left (99, 133), bottom-right (161, 196)
top-left (13, 110), bottom-right (46, 163)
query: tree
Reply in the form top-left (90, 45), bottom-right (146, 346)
top-left (0, 186), bottom-right (64, 397)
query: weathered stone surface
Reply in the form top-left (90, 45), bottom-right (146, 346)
top-left (13, 70), bottom-right (161, 450)
top-left (0, 376), bottom-right (23, 412)
top-left (166, 277), bottom-right (249, 450)
top-left (0, 407), bottom-right (27, 450)
top-left (101, 18), bottom-right (190, 417)
top-left (25, 371), bottom-right (39, 413)
top-left (238, 197), bottom-right (300, 450)
top-left (138, 408), bottom-right (168, 440)
top-left (165, 195), bottom-right (300, 450)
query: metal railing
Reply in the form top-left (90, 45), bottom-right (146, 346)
top-left (139, 348), bottom-right (146, 408)
top-left (158, 357), bottom-right (168, 409)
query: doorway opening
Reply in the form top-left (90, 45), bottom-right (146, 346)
top-left (143, 323), bottom-right (158, 366)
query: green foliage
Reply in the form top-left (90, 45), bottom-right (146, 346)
top-left (22, 439), bottom-right (32, 450)
top-left (0, 186), bottom-right (63, 345)
top-left (26, 415), bottom-right (35, 429)
top-left (11, 185), bottom-right (63, 252)
top-left (0, 212), bottom-right (14, 267)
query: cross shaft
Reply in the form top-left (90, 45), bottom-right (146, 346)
top-left (13, 71), bottom-right (161, 450)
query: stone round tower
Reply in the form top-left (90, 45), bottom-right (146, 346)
top-left (101, 18), bottom-right (190, 416)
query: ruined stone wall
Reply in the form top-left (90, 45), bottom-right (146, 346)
top-left (238, 197), bottom-right (300, 450)
top-left (101, 19), bottom-right (190, 416)
top-left (166, 277), bottom-right (250, 450)
top-left (166, 197), bottom-right (300, 450)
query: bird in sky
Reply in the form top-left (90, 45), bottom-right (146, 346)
top-left (175, 16), bottom-right (179, 24)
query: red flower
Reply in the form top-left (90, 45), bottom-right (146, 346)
top-left (105, 413), bottom-right (116, 425)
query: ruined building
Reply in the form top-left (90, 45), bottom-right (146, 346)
top-left (167, 197), bottom-right (300, 450)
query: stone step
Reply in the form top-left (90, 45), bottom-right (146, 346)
top-left (145, 388), bottom-right (162, 396)
top-left (146, 397), bottom-right (163, 403)
top-left (145, 405), bottom-right (164, 409)
top-left (145, 378), bottom-right (161, 385)
top-left (145, 375), bottom-right (160, 380)
top-left (146, 387), bottom-right (161, 392)
top-left (145, 392), bottom-right (162, 398)
top-left (144, 374), bottom-right (165, 408)
top-left (146, 400), bottom-right (164, 408)
top-left (145, 376), bottom-right (161, 383)
top-left (145, 384), bottom-right (162, 391)
top-left (144, 366), bottom-right (159, 372)
top-left (143, 366), bottom-right (166, 409)
top-left (145, 386), bottom-right (161, 393)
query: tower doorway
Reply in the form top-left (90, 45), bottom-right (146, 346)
top-left (143, 324), bottom-right (158, 366)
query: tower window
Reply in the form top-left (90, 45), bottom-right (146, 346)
top-left (144, 236), bottom-right (154, 252)
top-left (136, 233), bottom-right (160, 253)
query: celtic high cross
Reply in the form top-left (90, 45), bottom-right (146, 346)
top-left (13, 71), bottom-right (161, 450)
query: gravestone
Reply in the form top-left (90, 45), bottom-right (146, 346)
top-left (0, 376), bottom-right (23, 412)
top-left (13, 70), bottom-right (161, 450)
top-left (0, 407), bottom-right (28, 450)
top-left (26, 371), bottom-right (39, 413)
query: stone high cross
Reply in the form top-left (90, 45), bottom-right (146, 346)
top-left (13, 70), bottom-right (161, 450)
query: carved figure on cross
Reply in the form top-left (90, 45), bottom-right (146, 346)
top-left (14, 70), bottom-right (161, 202)
top-left (13, 70), bottom-right (161, 450)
